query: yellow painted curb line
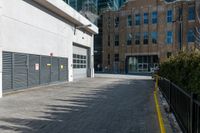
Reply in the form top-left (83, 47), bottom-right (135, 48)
top-left (154, 76), bottom-right (166, 133)
top-left (154, 91), bottom-right (166, 133)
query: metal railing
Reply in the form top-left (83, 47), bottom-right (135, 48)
top-left (158, 77), bottom-right (200, 133)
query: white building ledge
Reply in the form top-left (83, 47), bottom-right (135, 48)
top-left (33, 0), bottom-right (98, 34)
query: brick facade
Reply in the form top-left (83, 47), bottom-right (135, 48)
top-left (102, 0), bottom-right (199, 73)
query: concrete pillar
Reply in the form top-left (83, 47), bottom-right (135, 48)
top-left (90, 35), bottom-right (94, 78)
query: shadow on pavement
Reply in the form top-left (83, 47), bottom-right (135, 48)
top-left (0, 80), bottom-right (159, 133)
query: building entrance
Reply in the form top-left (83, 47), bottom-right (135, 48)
top-left (127, 55), bottom-right (158, 73)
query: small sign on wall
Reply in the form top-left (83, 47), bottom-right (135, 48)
top-left (35, 63), bottom-right (40, 71)
top-left (60, 65), bottom-right (64, 69)
top-left (47, 64), bottom-right (51, 67)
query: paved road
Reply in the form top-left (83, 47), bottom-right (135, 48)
top-left (0, 77), bottom-right (159, 133)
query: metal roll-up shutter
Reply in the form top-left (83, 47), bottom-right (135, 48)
top-left (28, 54), bottom-right (40, 87)
top-left (40, 56), bottom-right (51, 84)
top-left (51, 57), bottom-right (59, 82)
top-left (2, 52), bottom-right (13, 90)
top-left (59, 58), bottom-right (68, 81)
top-left (13, 53), bottom-right (28, 89)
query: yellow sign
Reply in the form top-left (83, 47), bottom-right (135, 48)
top-left (60, 65), bottom-right (64, 69)
top-left (47, 64), bottom-right (51, 67)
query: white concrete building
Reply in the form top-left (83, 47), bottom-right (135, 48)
top-left (0, 0), bottom-right (98, 97)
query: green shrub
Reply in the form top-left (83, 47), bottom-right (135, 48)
top-left (159, 51), bottom-right (200, 95)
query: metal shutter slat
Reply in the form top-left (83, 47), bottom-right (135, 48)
top-left (28, 55), bottom-right (40, 87)
top-left (2, 52), bottom-right (13, 90)
top-left (13, 53), bottom-right (28, 89)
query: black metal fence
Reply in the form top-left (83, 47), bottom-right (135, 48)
top-left (158, 77), bottom-right (200, 133)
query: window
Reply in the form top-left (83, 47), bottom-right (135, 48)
top-left (152, 11), bottom-right (157, 24)
top-left (143, 32), bottom-right (148, 44)
top-left (167, 10), bottom-right (173, 23)
top-left (144, 13), bottom-right (148, 24)
top-left (135, 14), bottom-right (140, 25)
top-left (151, 32), bottom-right (158, 44)
top-left (108, 54), bottom-right (110, 65)
top-left (115, 34), bottom-right (119, 46)
top-left (187, 29), bottom-right (194, 42)
top-left (166, 31), bottom-right (173, 44)
top-left (127, 15), bottom-right (132, 26)
top-left (115, 16), bottom-right (119, 27)
top-left (114, 54), bottom-right (119, 62)
top-left (188, 6), bottom-right (195, 20)
top-left (108, 35), bottom-right (110, 46)
top-left (127, 33), bottom-right (132, 45)
top-left (135, 32), bottom-right (140, 45)
top-left (73, 54), bottom-right (87, 69)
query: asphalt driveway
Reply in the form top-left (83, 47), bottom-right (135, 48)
top-left (0, 76), bottom-right (159, 133)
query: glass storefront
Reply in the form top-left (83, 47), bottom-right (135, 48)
top-left (127, 55), bottom-right (158, 73)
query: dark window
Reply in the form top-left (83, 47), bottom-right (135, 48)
top-left (114, 54), bottom-right (119, 62)
top-left (167, 10), bottom-right (173, 23)
top-left (135, 14), bottom-right (140, 25)
top-left (108, 54), bottom-right (110, 65)
top-left (115, 16), bottom-right (119, 27)
top-left (108, 35), bottom-right (110, 46)
top-left (143, 32), bottom-right (148, 44)
top-left (127, 33), bottom-right (132, 45)
top-left (115, 34), bottom-right (119, 46)
top-left (135, 32), bottom-right (140, 45)
top-left (151, 32), bottom-right (157, 44)
top-left (144, 13), bottom-right (149, 24)
top-left (188, 6), bottom-right (195, 20)
top-left (152, 11), bottom-right (157, 24)
top-left (127, 15), bottom-right (132, 26)
top-left (187, 29), bottom-right (194, 42)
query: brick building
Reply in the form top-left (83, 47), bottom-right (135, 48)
top-left (102, 0), bottom-right (200, 74)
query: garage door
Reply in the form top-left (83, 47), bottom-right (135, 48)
top-left (73, 45), bottom-right (88, 80)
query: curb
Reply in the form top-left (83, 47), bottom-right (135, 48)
top-left (154, 77), bottom-right (166, 133)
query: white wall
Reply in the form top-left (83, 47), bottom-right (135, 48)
top-left (0, 0), bottom-right (3, 98)
top-left (0, 0), bottom-right (98, 97)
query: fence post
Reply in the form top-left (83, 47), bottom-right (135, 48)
top-left (169, 81), bottom-right (172, 112)
top-left (190, 93), bottom-right (197, 133)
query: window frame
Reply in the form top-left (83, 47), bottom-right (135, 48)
top-left (127, 33), bottom-right (132, 45)
top-left (143, 32), bottom-right (149, 45)
top-left (144, 13), bottom-right (149, 24)
top-left (188, 6), bottom-right (195, 20)
top-left (115, 34), bottom-right (119, 46)
top-left (187, 29), bottom-right (195, 43)
top-left (127, 15), bottom-right (132, 27)
top-left (135, 14), bottom-right (141, 25)
top-left (135, 32), bottom-right (140, 45)
top-left (167, 10), bottom-right (173, 23)
top-left (114, 54), bottom-right (119, 62)
top-left (166, 31), bottom-right (173, 44)
top-left (151, 32), bottom-right (158, 44)
top-left (152, 11), bottom-right (158, 24)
